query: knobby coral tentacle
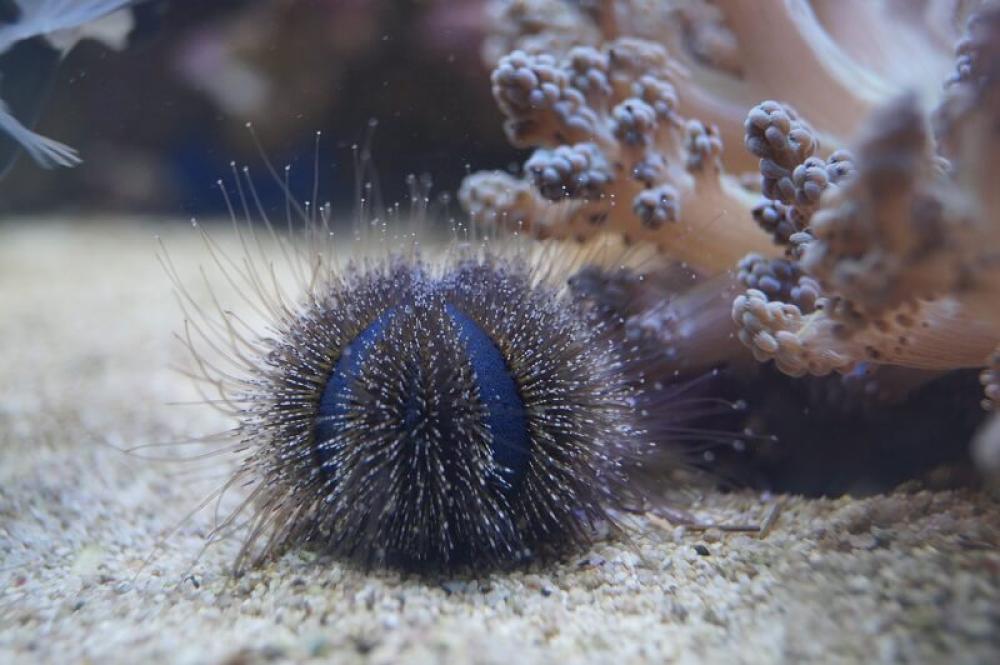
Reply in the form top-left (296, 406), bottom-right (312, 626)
top-left (463, 39), bottom-right (775, 275)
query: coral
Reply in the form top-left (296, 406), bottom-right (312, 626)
top-left (730, 4), bottom-right (1000, 473)
top-left (459, 38), bottom-right (775, 278)
top-left (476, 0), bottom-right (970, 173)
top-left (734, 93), bottom-right (999, 377)
top-left (467, 0), bottom-right (1000, 482)
top-left (461, 0), bottom-right (980, 378)
top-left (733, 2), bottom-right (1000, 380)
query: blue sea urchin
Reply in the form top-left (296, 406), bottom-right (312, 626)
top-left (237, 252), bottom-right (642, 572)
top-left (168, 172), bottom-right (653, 573)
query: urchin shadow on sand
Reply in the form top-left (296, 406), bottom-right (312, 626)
top-left (1, 221), bottom-right (998, 665)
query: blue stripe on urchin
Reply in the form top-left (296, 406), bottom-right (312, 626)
top-left (444, 304), bottom-right (530, 489)
top-left (314, 307), bottom-right (396, 473)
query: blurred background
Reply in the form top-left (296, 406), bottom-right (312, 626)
top-left (0, 0), bottom-right (520, 218)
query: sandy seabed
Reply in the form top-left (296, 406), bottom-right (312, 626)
top-left (1, 220), bottom-right (998, 665)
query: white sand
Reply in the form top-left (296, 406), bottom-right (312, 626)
top-left (1, 220), bottom-right (998, 664)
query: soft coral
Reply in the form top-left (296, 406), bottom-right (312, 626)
top-left (479, 0), bottom-right (970, 172)
top-left (460, 38), bottom-right (775, 276)
top-left (734, 3), bottom-right (1000, 377)
top-left (467, 0), bottom-right (1000, 481)
top-left (733, 93), bottom-right (998, 377)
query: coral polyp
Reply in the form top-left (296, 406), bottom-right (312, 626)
top-left (460, 37), bottom-right (774, 275)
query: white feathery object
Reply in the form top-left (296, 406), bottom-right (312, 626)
top-left (0, 0), bottom-right (138, 168)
